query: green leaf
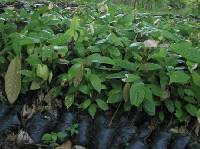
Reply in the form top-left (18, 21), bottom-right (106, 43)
top-left (42, 134), bottom-right (52, 142)
top-left (79, 85), bottom-right (90, 95)
top-left (88, 104), bottom-right (97, 118)
top-left (87, 54), bottom-right (115, 65)
top-left (143, 100), bottom-right (156, 116)
top-left (36, 64), bottom-right (49, 81)
top-left (107, 89), bottom-right (122, 103)
top-left (68, 63), bottom-right (82, 80)
top-left (148, 84), bottom-right (162, 97)
top-left (164, 100), bottom-right (175, 113)
top-left (144, 86), bottom-right (153, 101)
top-left (172, 42), bottom-right (200, 63)
top-left (26, 56), bottom-right (42, 66)
top-left (114, 59), bottom-right (138, 71)
top-left (122, 74), bottom-right (140, 83)
top-left (81, 99), bottom-right (91, 109)
top-left (192, 72), bottom-right (200, 87)
top-left (185, 104), bottom-right (198, 116)
top-left (19, 36), bottom-right (40, 45)
top-left (73, 63), bottom-right (84, 87)
top-left (130, 83), bottom-right (145, 107)
top-left (65, 94), bottom-right (74, 109)
top-left (159, 111), bottom-right (165, 121)
top-left (139, 63), bottom-right (161, 71)
top-left (30, 81), bottom-right (40, 90)
top-left (88, 74), bottom-right (102, 93)
top-left (5, 57), bottom-right (21, 104)
top-left (96, 99), bottom-right (109, 111)
top-left (169, 71), bottom-right (190, 84)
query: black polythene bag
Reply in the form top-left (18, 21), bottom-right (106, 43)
top-left (73, 116), bottom-right (92, 147)
top-left (125, 139), bottom-right (148, 149)
top-left (0, 103), bottom-right (10, 119)
top-left (94, 127), bottom-right (115, 149)
top-left (55, 112), bottom-right (76, 143)
top-left (171, 135), bottom-right (190, 149)
top-left (111, 126), bottom-right (137, 149)
top-left (151, 132), bottom-right (172, 149)
top-left (55, 112), bottom-right (76, 132)
top-left (187, 142), bottom-right (200, 149)
top-left (94, 114), bottom-right (110, 130)
top-left (26, 111), bottom-right (58, 143)
top-left (0, 109), bottom-right (21, 134)
top-left (138, 123), bottom-right (152, 140)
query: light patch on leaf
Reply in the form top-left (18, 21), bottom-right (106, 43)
top-left (144, 39), bottom-right (159, 48)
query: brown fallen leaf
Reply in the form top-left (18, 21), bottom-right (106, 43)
top-left (56, 141), bottom-right (72, 149)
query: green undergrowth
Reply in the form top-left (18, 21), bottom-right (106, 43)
top-left (0, 1), bottom-right (200, 123)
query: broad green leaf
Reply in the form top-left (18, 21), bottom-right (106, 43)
top-left (68, 63), bottom-right (82, 82)
top-left (20, 70), bottom-right (35, 78)
top-left (87, 54), bottom-right (115, 65)
top-left (88, 104), bottom-right (97, 118)
top-left (185, 104), bottom-right (198, 116)
top-left (122, 74), bottom-right (140, 83)
top-left (88, 74), bottom-right (102, 93)
top-left (73, 63), bottom-right (84, 87)
top-left (147, 84), bottom-right (162, 97)
top-left (169, 71), bottom-right (190, 84)
top-left (20, 36), bottom-right (40, 45)
top-left (130, 83), bottom-right (145, 107)
top-left (5, 57), bottom-right (21, 104)
top-left (192, 72), bottom-right (200, 87)
top-left (164, 100), bottom-right (175, 113)
top-left (139, 63), bottom-right (161, 71)
top-left (144, 86), bottom-right (153, 101)
top-left (65, 94), bottom-right (74, 109)
top-left (114, 59), bottom-right (138, 71)
top-left (172, 42), bottom-right (200, 63)
top-left (42, 134), bottom-right (52, 142)
top-left (81, 99), bottom-right (91, 109)
top-left (107, 89), bottom-right (122, 103)
top-left (96, 99), bottom-right (109, 111)
top-left (30, 81), bottom-right (40, 90)
top-left (36, 64), bottom-right (49, 81)
top-left (143, 100), bottom-right (156, 116)
top-left (79, 85), bottom-right (90, 95)
top-left (26, 56), bottom-right (42, 66)
top-left (159, 111), bottom-right (165, 121)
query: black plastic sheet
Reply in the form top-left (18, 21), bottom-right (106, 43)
top-left (125, 139), bottom-right (148, 149)
top-left (171, 135), bottom-right (190, 149)
top-left (73, 116), bottom-right (91, 147)
top-left (94, 127), bottom-right (115, 149)
top-left (111, 126), bottom-right (137, 148)
top-left (26, 111), bottom-right (58, 143)
top-left (0, 110), bottom-right (21, 134)
top-left (151, 132), bottom-right (172, 149)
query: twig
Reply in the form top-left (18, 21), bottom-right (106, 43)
top-left (108, 102), bottom-right (122, 127)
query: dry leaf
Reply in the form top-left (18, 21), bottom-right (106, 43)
top-left (123, 83), bottom-right (130, 102)
top-left (17, 130), bottom-right (33, 144)
top-left (22, 104), bottom-right (36, 120)
top-left (144, 39), bottom-right (159, 48)
top-left (43, 88), bottom-right (56, 104)
top-left (5, 57), bottom-right (21, 104)
top-left (56, 141), bottom-right (72, 149)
